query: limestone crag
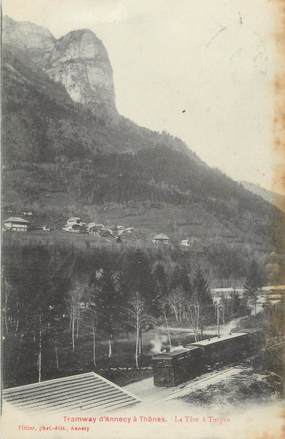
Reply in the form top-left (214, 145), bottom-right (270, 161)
top-left (3, 16), bottom-right (117, 121)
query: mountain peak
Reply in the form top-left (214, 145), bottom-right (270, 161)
top-left (3, 16), bottom-right (117, 121)
top-left (63, 28), bottom-right (99, 38)
top-left (49, 27), bottom-right (110, 64)
top-left (46, 27), bottom-right (117, 120)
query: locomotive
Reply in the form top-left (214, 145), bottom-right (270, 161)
top-left (152, 329), bottom-right (263, 387)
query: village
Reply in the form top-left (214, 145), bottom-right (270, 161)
top-left (2, 214), bottom-right (202, 249)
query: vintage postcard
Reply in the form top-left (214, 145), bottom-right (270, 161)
top-left (1, 1), bottom-right (285, 438)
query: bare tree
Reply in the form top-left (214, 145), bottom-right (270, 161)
top-left (166, 286), bottom-right (186, 324)
top-left (66, 281), bottom-right (84, 352)
top-left (2, 280), bottom-right (11, 336)
top-left (2, 279), bottom-right (20, 336)
top-left (186, 303), bottom-right (200, 341)
top-left (38, 313), bottom-right (42, 382)
top-left (163, 310), bottom-right (172, 348)
top-left (54, 330), bottom-right (59, 369)
top-left (84, 284), bottom-right (102, 367)
top-left (124, 292), bottom-right (154, 369)
top-left (98, 270), bottom-right (123, 360)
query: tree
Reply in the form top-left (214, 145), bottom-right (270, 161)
top-left (66, 280), bottom-right (84, 352)
top-left (151, 262), bottom-right (168, 316)
top-left (192, 269), bottom-right (212, 306)
top-left (191, 269), bottom-right (213, 337)
top-left (243, 260), bottom-right (264, 316)
top-left (2, 279), bottom-right (20, 336)
top-left (152, 260), bottom-right (192, 319)
top-left (123, 249), bottom-right (154, 309)
top-left (123, 292), bottom-right (154, 369)
top-left (187, 303), bottom-right (200, 341)
top-left (229, 290), bottom-right (249, 318)
top-left (84, 283), bottom-right (102, 367)
top-left (98, 270), bottom-right (123, 359)
top-left (165, 286), bottom-right (186, 324)
top-left (170, 265), bottom-right (191, 297)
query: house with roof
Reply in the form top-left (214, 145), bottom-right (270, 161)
top-left (63, 217), bottom-right (86, 233)
top-left (3, 217), bottom-right (30, 232)
top-left (180, 237), bottom-right (204, 252)
top-left (66, 217), bottom-right (82, 225)
top-left (152, 233), bottom-right (170, 245)
top-left (3, 372), bottom-right (141, 413)
top-left (180, 239), bottom-right (191, 247)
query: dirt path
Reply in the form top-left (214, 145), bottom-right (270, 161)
top-left (157, 315), bottom-right (246, 338)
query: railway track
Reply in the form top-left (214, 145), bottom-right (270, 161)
top-left (125, 364), bottom-right (245, 404)
top-left (161, 366), bottom-right (243, 402)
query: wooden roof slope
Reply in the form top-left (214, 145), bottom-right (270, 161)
top-left (3, 372), bottom-right (141, 413)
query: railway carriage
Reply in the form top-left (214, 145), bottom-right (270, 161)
top-left (152, 346), bottom-right (202, 387)
top-left (188, 333), bottom-right (250, 366)
top-left (232, 328), bottom-right (265, 353)
top-left (152, 331), bottom-right (261, 387)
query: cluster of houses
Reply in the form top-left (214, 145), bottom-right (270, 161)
top-left (152, 234), bottom-right (203, 250)
top-left (62, 217), bottom-right (134, 240)
top-left (2, 216), bottom-right (203, 250)
top-left (2, 216), bottom-right (134, 240)
top-left (62, 217), bottom-right (86, 233)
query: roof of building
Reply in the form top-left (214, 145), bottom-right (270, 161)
top-left (211, 285), bottom-right (285, 294)
top-left (192, 332), bottom-right (248, 347)
top-left (3, 372), bottom-right (141, 413)
top-left (232, 328), bottom-right (264, 335)
top-left (67, 217), bottom-right (81, 221)
top-left (153, 234), bottom-right (170, 240)
top-left (4, 217), bottom-right (29, 224)
top-left (87, 222), bottom-right (97, 228)
top-left (152, 346), bottom-right (200, 359)
top-left (261, 285), bottom-right (285, 291)
top-left (211, 288), bottom-right (243, 293)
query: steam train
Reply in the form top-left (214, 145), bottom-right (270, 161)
top-left (152, 329), bottom-right (264, 387)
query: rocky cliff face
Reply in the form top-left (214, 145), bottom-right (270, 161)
top-left (46, 30), bottom-right (117, 121)
top-left (3, 16), bottom-right (117, 121)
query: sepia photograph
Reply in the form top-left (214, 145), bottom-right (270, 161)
top-left (1, 1), bottom-right (285, 438)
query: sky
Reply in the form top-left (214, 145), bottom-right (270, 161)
top-left (3, 0), bottom-right (282, 192)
